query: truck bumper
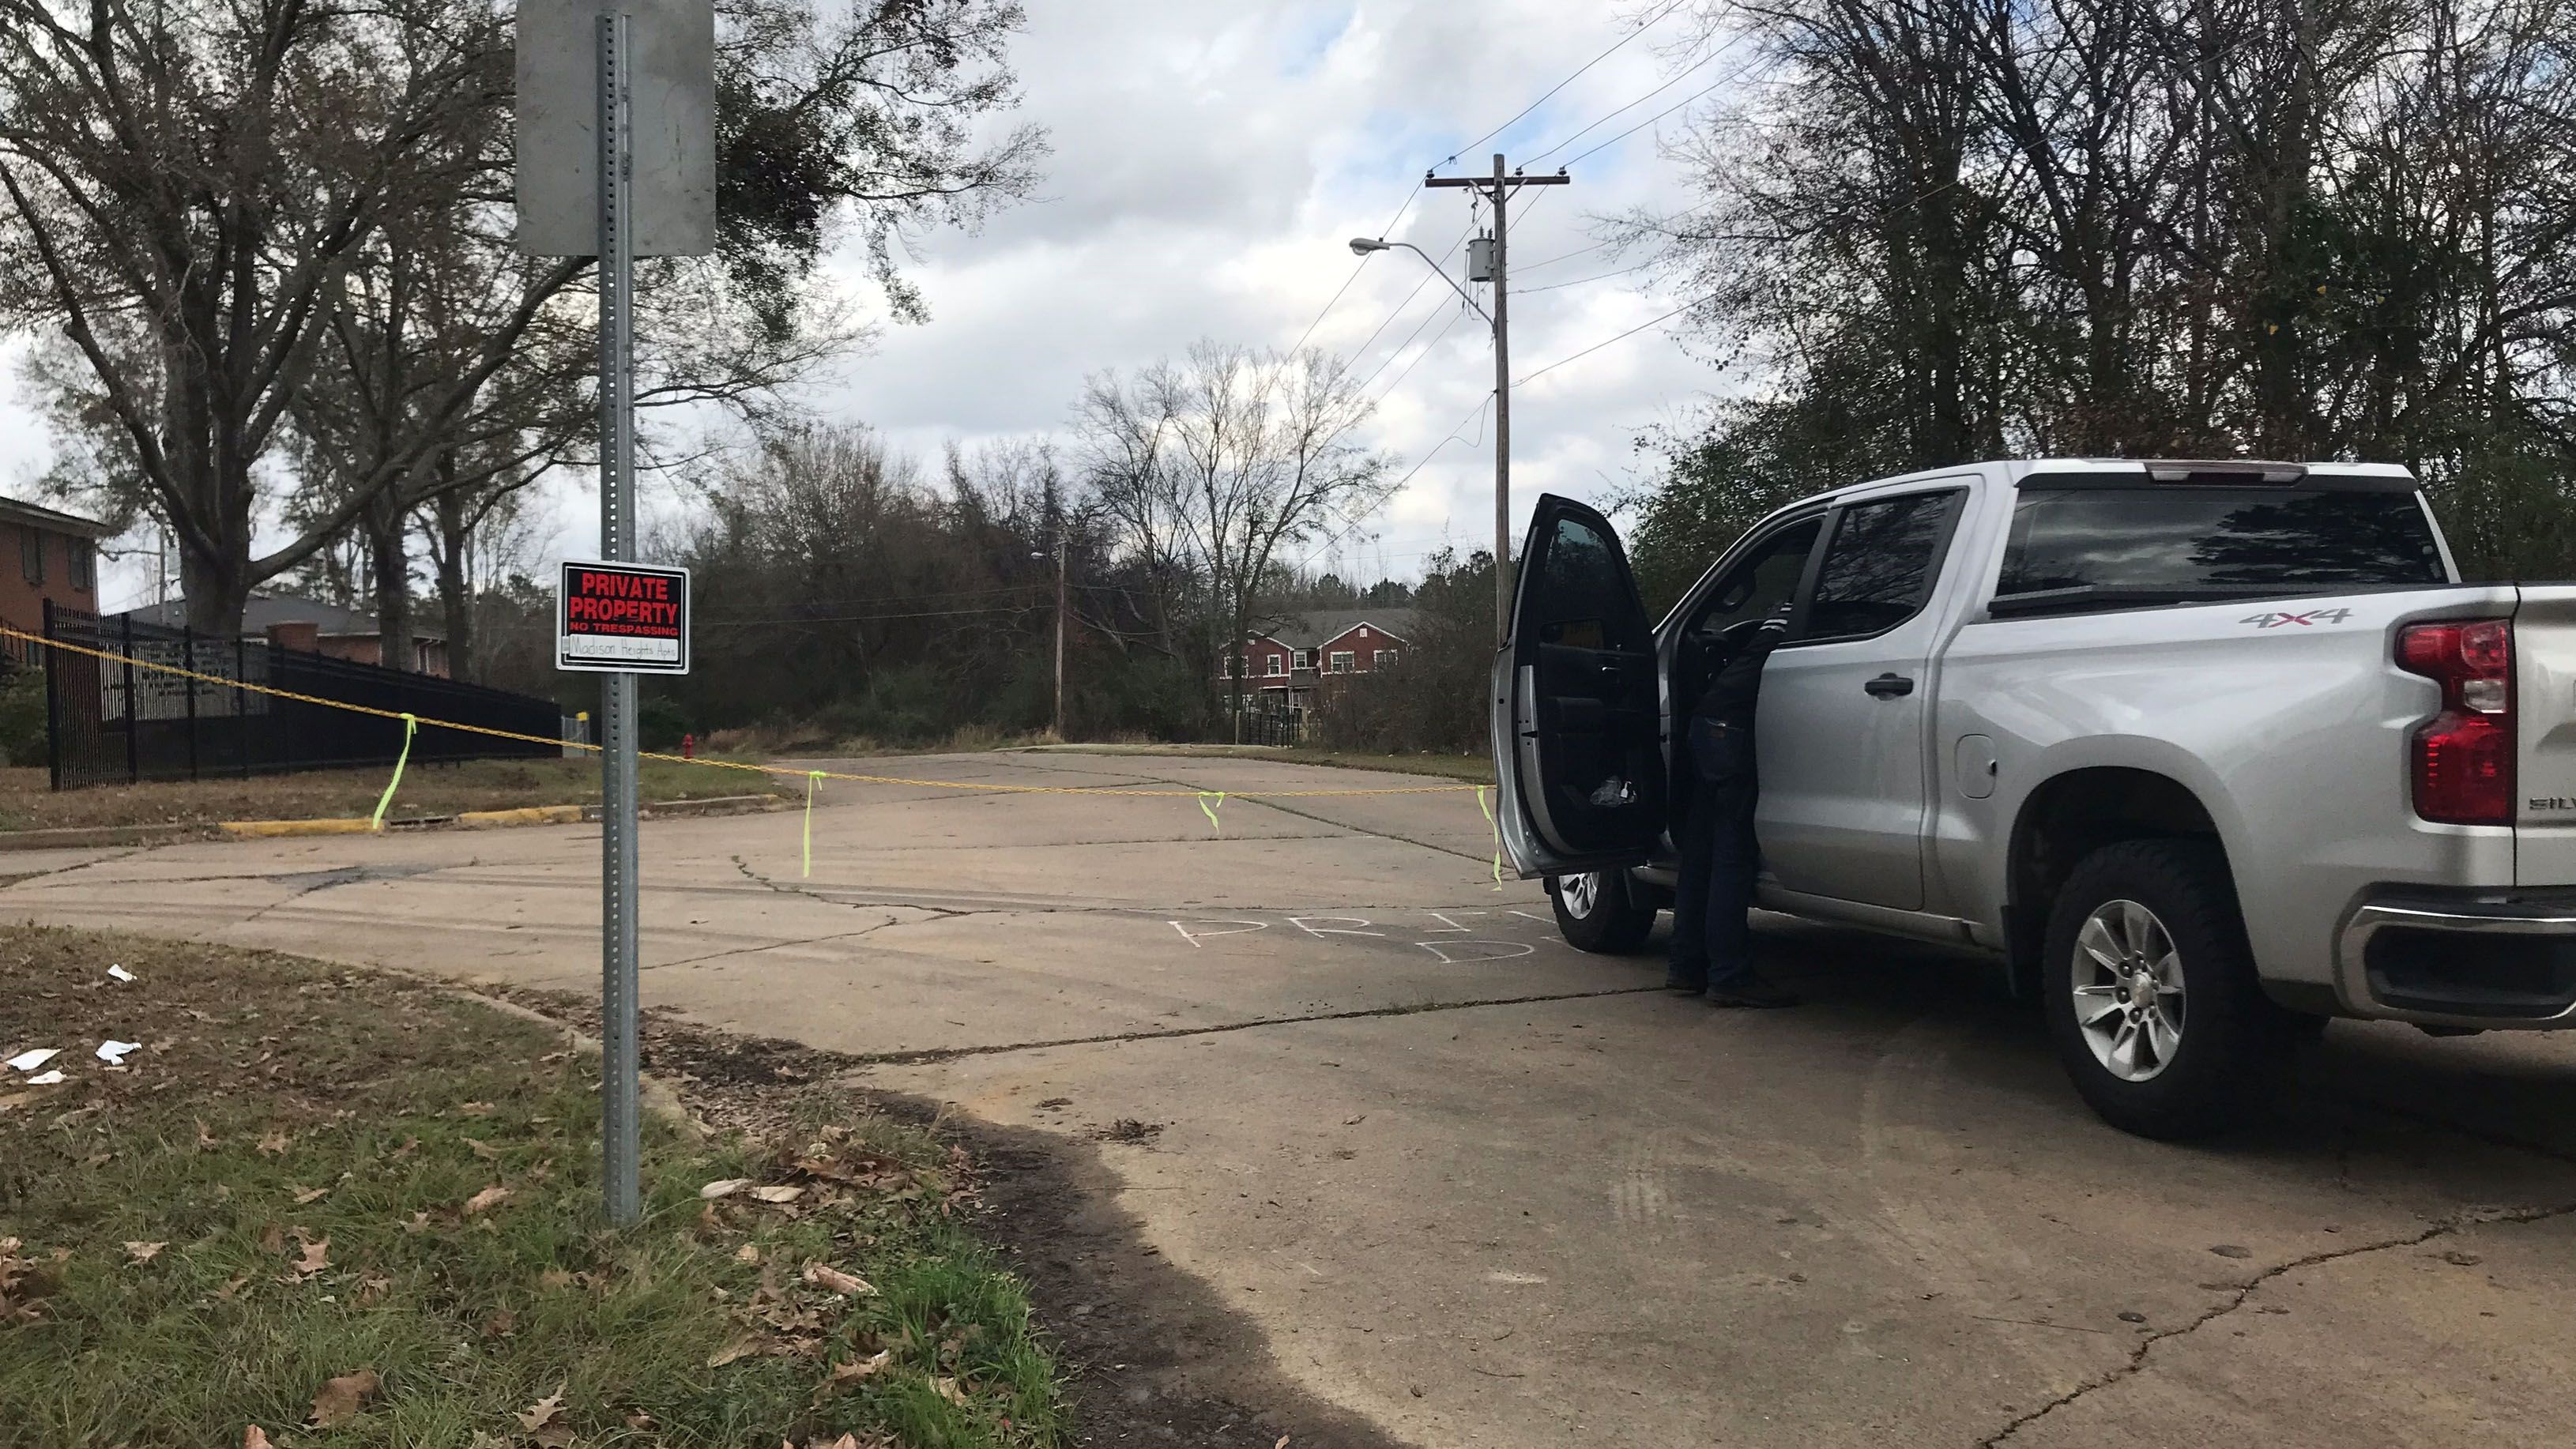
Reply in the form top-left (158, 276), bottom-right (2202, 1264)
top-left (2335, 893), bottom-right (2576, 1028)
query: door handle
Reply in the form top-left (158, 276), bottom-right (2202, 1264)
top-left (1864, 672), bottom-right (1915, 698)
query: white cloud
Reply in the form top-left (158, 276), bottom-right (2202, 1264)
top-left (5, 0), bottom-right (1733, 608)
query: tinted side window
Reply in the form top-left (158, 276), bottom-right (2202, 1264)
top-left (1804, 493), bottom-right (1956, 639)
top-left (1685, 517), bottom-right (1821, 641)
top-left (1532, 513), bottom-right (1646, 649)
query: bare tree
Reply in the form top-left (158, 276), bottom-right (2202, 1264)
top-left (1076, 344), bottom-right (1394, 740)
top-left (1, 0), bottom-right (1045, 634)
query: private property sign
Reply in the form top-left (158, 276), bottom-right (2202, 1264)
top-left (557, 560), bottom-right (691, 674)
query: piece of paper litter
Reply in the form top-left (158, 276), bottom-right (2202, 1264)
top-left (96, 1041), bottom-right (141, 1065)
top-left (107, 965), bottom-right (137, 983)
top-left (27, 1070), bottom-right (64, 1085)
top-left (6, 1048), bottom-right (58, 1072)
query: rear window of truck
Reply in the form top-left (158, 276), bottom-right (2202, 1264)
top-left (1996, 487), bottom-right (2447, 608)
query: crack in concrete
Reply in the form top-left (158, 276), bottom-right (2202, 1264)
top-left (731, 856), bottom-right (987, 922)
top-left (842, 982), bottom-right (1665, 1067)
top-left (1977, 1196), bottom-right (2576, 1447)
top-left (646, 920), bottom-right (924, 973)
top-left (0, 846), bottom-right (141, 890)
top-left (235, 861), bottom-right (445, 926)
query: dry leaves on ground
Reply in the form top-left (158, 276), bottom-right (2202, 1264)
top-left (307, 1368), bottom-right (381, 1428)
top-left (255, 1128), bottom-right (292, 1157)
top-left (748, 1185), bottom-right (804, 1205)
top-left (462, 1185), bottom-right (510, 1216)
top-left (287, 1230), bottom-right (330, 1279)
top-left (812, 1349), bottom-right (893, 1403)
top-left (123, 1240), bottom-right (164, 1264)
top-left (518, 1387), bottom-right (569, 1447)
top-left (290, 1184), bottom-right (330, 1205)
top-left (462, 1137), bottom-right (499, 1161)
top-left (699, 1177), bottom-right (753, 1200)
top-left (245, 1428), bottom-right (273, 1449)
top-left (708, 1336), bottom-right (761, 1368)
top-left (800, 1262), bottom-right (872, 1297)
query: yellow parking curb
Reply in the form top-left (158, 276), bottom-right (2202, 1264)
top-left (458, 804), bottom-right (586, 829)
top-left (220, 817), bottom-right (377, 839)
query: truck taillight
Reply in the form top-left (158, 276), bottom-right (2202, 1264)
top-left (2398, 619), bottom-right (2513, 826)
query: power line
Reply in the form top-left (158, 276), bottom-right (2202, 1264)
top-left (1441, 0), bottom-right (1690, 164)
top-left (1565, 71), bottom-right (1736, 169)
top-left (1527, 26), bottom-right (1755, 165)
top-left (1510, 239), bottom-right (1614, 274)
top-left (1513, 292), bottom-right (1716, 388)
top-left (1339, 217), bottom-right (1476, 369)
top-left (1512, 261), bottom-right (1653, 295)
top-left (1369, 307), bottom-right (1472, 404)
top-left (1288, 179), bottom-right (1429, 355)
top-left (1294, 4), bottom-right (1676, 359)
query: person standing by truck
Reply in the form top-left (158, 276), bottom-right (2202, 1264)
top-left (1666, 604), bottom-right (1801, 1007)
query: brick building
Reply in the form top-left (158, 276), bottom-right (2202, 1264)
top-left (131, 593), bottom-right (450, 676)
top-left (1220, 607), bottom-right (1419, 716)
top-left (0, 497), bottom-right (110, 659)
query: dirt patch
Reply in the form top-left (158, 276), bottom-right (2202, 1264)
top-left (1083, 1119), bottom-right (1164, 1146)
top-left (485, 984), bottom-right (1413, 1449)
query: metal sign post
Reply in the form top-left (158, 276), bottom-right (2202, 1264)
top-left (595, 10), bottom-right (642, 1227)
top-left (518, 0), bottom-right (713, 1228)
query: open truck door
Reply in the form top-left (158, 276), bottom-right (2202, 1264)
top-left (1490, 494), bottom-right (1666, 878)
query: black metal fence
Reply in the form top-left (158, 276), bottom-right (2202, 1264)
top-left (44, 602), bottom-right (567, 790)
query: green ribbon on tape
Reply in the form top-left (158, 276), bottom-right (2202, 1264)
top-left (1475, 785), bottom-right (1502, 889)
top-left (371, 713), bottom-right (418, 831)
top-left (804, 770), bottom-right (825, 878)
top-left (1198, 791), bottom-right (1226, 836)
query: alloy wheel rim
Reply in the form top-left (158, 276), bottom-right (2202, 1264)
top-left (1562, 872), bottom-right (1599, 919)
top-left (2071, 898), bottom-right (2185, 1083)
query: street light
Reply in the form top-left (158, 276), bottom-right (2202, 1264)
top-left (1349, 234), bottom-right (1510, 643)
top-left (1348, 237), bottom-right (1490, 324)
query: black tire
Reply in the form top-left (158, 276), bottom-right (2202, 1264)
top-left (1549, 871), bottom-right (1657, 954)
top-left (2043, 839), bottom-right (2293, 1140)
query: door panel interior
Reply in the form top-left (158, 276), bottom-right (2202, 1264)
top-left (1511, 499), bottom-right (1663, 862)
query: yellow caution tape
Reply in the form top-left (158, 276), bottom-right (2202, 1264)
top-left (1, 624), bottom-right (1486, 800)
top-left (803, 770), bottom-right (824, 878)
top-left (1198, 790), bottom-right (1226, 836)
top-left (1475, 785), bottom-right (1503, 889)
top-left (370, 713), bottom-right (417, 831)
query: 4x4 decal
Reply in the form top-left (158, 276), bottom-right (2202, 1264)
top-left (2240, 608), bottom-right (2356, 629)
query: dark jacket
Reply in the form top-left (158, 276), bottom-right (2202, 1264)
top-left (1687, 612), bottom-right (1790, 788)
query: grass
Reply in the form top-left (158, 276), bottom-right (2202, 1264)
top-left (0, 755), bottom-right (793, 834)
top-left (0, 929), bottom-right (1063, 1448)
top-left (1042, 742), bottom-right (1493, 783)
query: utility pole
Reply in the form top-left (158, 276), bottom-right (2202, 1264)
top-left (1427, 154), bottom-right (1568, 644)
top-left (1053, 533), bottom-right (1068, 740)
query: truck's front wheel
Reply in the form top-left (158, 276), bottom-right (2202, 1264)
top-left (1550, 871), bottom-right (1656, 954)
top-left (2043, 840), bottom-right (2292, 1139)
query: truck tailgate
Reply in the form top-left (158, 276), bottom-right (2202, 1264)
top-left (2516, 585), bottom-right (2576, 886)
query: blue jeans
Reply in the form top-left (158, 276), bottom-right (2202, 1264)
top-left (1670, 719), bottom-right (1759, 988)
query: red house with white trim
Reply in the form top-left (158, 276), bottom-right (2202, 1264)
top-left (1219, 607), bottom-right (1418, 714)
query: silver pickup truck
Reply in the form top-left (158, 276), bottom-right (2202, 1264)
top-left (1490, 457), bottom-right (2576, 1138)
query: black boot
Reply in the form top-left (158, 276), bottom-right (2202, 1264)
top-left (1664, 962), bottom-right (1708, 992)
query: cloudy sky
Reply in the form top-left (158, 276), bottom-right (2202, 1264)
top-left (2, 0), bottom-right (1740, 610)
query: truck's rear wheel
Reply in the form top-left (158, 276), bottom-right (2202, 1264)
top-left (1550, 871), bottom-right (1656, 954)
top-left (2043, 840), bottom-right (2291, 1139)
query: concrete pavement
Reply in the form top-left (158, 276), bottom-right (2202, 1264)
top-left (15, 748), bottom-right (2576, 1447)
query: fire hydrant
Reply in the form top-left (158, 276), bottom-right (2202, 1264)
top-left (682, 732), bottom-right (695, 759)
